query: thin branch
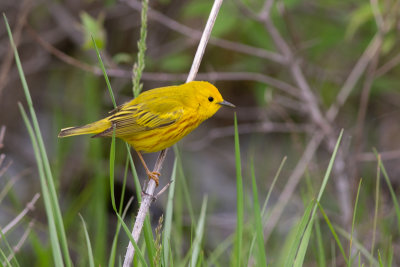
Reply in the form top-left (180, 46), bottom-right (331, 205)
top-left (0, 170), bottom-right (29, 204)
top-left (357, 149), bottom-right (400, 162)
top-left (352, 46), bottom-right (381, 179)
top-left (254, 0), bottom-right (355, 230)
top-left (264, 131), bottom-right (324, 239)
top-left (123, 0), bottom-right (285, 63)
top-left (122, 0), bottom-right (224, 265)
top-left (188, 122), bottom-right (314, 151)
top-left (6, 220), bottom-right (35, 263)
top-left (186, 0), bottom-right (224, 82)
top-left (326, 33), bottom-right (382, 122)
top-left (30, 29), bottom-right (300, 96)
top-left (375, 52), bottom-right (400, 77)
top-left (0, 0), bottom-right (32, 97)
top-left (0, 126), bottom-right (6, 149)
top-left (1, 193), bottom-right (40, 235)
top-left (370, 0), bottom-right (384, 31)
top-left (0, 159), bottom-right (12, 178)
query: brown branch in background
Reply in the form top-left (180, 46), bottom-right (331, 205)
top-left (0, 0), bottom-right (32, 97)
top-left (0, 159), bottom-right (12, 178)
top-left (28, 27), bottom-right (301, 96)
top-left (375, 52), bottom-right (400, 77)
top-left (0, 126), bottom-right (6, 149)
top-left (0, 170), bottom-right (30, 203)
top-left (188, 122), bottom-right (314, 151)
top-left (326, 34), bottom-right (382, 122)
top-left (124, 0), bottom-right (286, 64)
top-left (264, 131), bottom-right (325, 239)
top-left (357, 149), bottom-right (400, 162)
top-left (27, 26), bottom-right (99, 74)
top-left (251, 0), bottom-right (353, 232)
top-left (352, 45), bottom-right (381, 180)
top-left (0, 193), bottom-right (40, 235)
top-left (5, 220), bottom-right (35, 264)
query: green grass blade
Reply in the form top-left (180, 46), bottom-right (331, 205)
top-left (116, 213), bottom-right (148, 267)
top-left (110, 128), bottom-right (117, 212)
top-left (336, 226), bottom-right (379, 266)
top-left (262, 156), bottom-right (287, 219)
top-left (293, 218), bottom-right (313, 267)
top-left (79, 214), bottom-right (95, 267)
top-left (373, 149), bottom-right (400, 232)
top-left (163, 159), bottom-right (177, 266)
top-left (371, 155), bottom-right (381, 264)
top-left (250, 159), bottom-right (267, 266)
top-left (126, 144), bottom-right (142, 201)
top-left (92, 36), bottom-right (117, 108)
top-left (294, 129), bottom-right (344, 266)
top-left (0, 247), bottom-right (12, 267)
top-left (233, 113), bottom-right (244, 267)
top-left (108, 156), bottom-right (129, 267)
top-left (190, 196), bottom-right (208, 267)
top-left (124, 145), bottom-right (155, 266)
top-left (18, 104), bottom-right (64, 267)
top-left (314, 217), bottom-right (326, 267)
top-left (5, 14), bottom-right (71, 266)
top-left (377, 250), bottom-right (383, 267)
top-left (173, 146), bottom-right (195, 223)
top-left (207, 234), bottom-right (234, 266)
top-left (316, 130), bottom-right (343, 203)
top-left (109, 197), bottom-right (134, 267)
top-left (349, 179), bottom-right (363, 267)
top-left (317, 202), bottom-right (348, 264)
top-left (247, 156), bottom-right (286, 265)
top-left (0, 227), bottom-right (20, 267)
top-left (284, 200), bottom-right (314, 267)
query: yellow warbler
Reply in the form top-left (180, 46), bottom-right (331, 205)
top-left (58, 81), bottom-right (234, 185)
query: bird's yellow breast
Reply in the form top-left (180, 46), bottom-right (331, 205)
top-left (123, 114), bottom-right (201, 153)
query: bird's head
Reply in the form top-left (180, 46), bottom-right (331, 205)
top-left (187, 81), bottom-right (235, 120)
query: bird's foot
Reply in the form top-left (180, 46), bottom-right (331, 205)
top-left (147, 171), bottom-right (160, 186)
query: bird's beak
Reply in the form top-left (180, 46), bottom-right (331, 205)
top-left (218, 100), bottom-right (235, 108)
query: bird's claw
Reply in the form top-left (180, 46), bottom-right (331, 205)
top-left (147, 171), bottom-right (160, 186)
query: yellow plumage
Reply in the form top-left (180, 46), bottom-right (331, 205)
top-left (59, 81), bottom-right (234, 153)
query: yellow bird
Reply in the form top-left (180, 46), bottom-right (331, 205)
top-left (58, 81), bottom-right (235, 185)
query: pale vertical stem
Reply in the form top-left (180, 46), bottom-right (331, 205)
top-left (186, 0), bottom-right (223, 83)
top-left (123, 1), bottom-right (224, 266)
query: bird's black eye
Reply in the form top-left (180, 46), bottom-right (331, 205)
top-left (208, 96), bottom-right (214, 102)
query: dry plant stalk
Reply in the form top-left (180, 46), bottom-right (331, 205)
top-left (122, 0), bottom-right (224, 265)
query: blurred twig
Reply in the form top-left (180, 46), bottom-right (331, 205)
top-left (188, 122), bottom-right (314, 151)
top-left (5, 220), bottom-right (35, 264)
top-left (0, 0), bottom-right (32, 97)
top-left (0, 125), bottom-right (6, 149)
top-left (124, 0), bottom-right (285, 63)
top-left (357, 149), bottom-right (400, 162)
top-left (0, 193), bottom-right (40, 235)
top-left (0, 170), bottom-right (30, 204)
top-left (30, 26), bottom-right (300, 96)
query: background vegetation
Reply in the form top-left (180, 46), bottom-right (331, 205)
top-left (1, 0), bottom-right (400, 266)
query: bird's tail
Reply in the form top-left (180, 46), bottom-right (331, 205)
top-left (58, 118), bottom-right (111, 138)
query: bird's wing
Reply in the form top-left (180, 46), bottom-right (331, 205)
top-left (93, 98), bottom-right (184, 137)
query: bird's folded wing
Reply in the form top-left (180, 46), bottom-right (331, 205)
top-left (93, 100), bottom-right (184, 137)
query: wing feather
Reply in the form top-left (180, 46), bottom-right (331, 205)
top-left (94, 98), bottom-right (184, 137)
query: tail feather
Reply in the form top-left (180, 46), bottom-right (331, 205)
top-left (58, 119), bottom-right (111, 138)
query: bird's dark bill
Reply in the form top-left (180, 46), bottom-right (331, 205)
top-left (218, 100), bottom-right (235, 108)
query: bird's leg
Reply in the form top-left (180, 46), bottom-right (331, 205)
top-left (136, 151), bottom-right (160, 186)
